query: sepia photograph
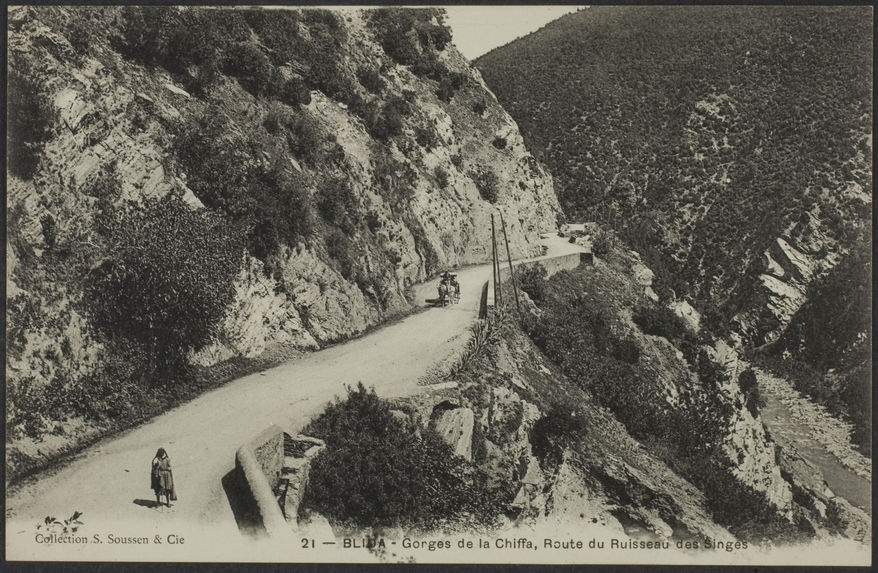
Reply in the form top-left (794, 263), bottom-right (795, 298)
top-left (5, 3), bottom-right (872, 566)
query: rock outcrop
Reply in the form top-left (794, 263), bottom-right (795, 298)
top-left (734, 215), bottom-right (844, 345)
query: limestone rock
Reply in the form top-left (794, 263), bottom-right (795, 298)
top-left (429, 407), bottom-right (475, 461)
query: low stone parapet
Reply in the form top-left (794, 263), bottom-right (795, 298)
top-left (233, 427), bottom-right (325, 538)
top-left (234, 424), bottom-right (290, 539)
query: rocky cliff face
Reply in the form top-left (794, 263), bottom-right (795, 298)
top-left (731, 214), bottom-right (846, 347)
top-left (6, 6), bottom-right (559, 445)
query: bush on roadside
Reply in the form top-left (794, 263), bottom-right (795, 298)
top-left (302, 383), bottom-right (506, 529)
top-left (86, 195), bottom-right (242, 374)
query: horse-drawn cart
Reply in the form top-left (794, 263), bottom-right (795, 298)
top-left (430, 272), bottom-right (460, 307)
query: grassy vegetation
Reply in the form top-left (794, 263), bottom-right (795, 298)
top-left (301, 383), bottom-right (508, 530)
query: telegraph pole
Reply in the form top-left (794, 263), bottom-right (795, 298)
top-left (490, 214), bottom-right (502, 307)
top-left (499, 211), bottom-right (521, 315)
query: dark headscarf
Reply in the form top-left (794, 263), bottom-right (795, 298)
top-left (155, 448), bottom-right (168, 459)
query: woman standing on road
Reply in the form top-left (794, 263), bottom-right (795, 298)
top-left (150, 448), bottom-right (177, 507)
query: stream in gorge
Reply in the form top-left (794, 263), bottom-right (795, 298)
top-left (757, 368), bottom-right (871, 514)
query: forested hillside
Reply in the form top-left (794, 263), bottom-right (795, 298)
top-left (476, 6), bottom-right (871, 339)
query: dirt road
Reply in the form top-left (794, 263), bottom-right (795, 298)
top-left (5, 235), bottom-right (585, 560)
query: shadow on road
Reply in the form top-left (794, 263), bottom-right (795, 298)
top-left (132, 498), bottom-right (161, 509)
top-left (221, 467), bottom-right (264, 538)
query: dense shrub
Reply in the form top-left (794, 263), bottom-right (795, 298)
top-left (86, 195), bottom-right (242, 374)
top-left (531, 404), bottom-right (587, 469)
top-left (592, 232), bottom-right (611, 256)
top-left (324, 229), bottom-right (357, 280)
top-left (67, 22), bottom-right (93, 60)
top-left (633, 305), bottom-right (689, 340)
top-left (7, 68), bottom-right (55, 179)
top-left (40, 214), bottom-right (57, 249)
top-left (317, 178), bottom-right (360, 233)
top-left (119, 6), bottom-right (173, 65)
top-left (415, 126), bottom-right (437, 150)
top-left (302, 383), bottom-right (506, 529)
top-left (353, 96), bottom-right (411, 141)
top-left (277, 76), bottom-right (311, 107)
top-left (368, 8), bottom-right (452, 66)
top-left (244, 9), bottom-right (305, 65)
top-left (472, 101), bottom-right (487, 116)
top-left (7, 376), bottom-right (52, 439)
top-left (173, 109), bottom-right (315, 258)
top-left (372, 149), bottom-right (418, 207)
top-left (434, 166), bottom-right (449, 189)
top-left (356, 66), bottom-right (385, 94)
top-left (472, 169), bottom-right (500, 203)
top-left (492, 137), bottom-right (507, 150)
top-left (611, 337), bottom-right (641, 364)
top-left (223, 42), bottom-right (273, 97)
top-left (516, 263), bottom-right (548, 305)
top-left (696, 348), bottom-right (728, 390)
top-left (737, 369), bottom-right (762, 416)
top-left (436, 71), bottom-right (466, 102)
top-left (306, 48), bottom-right (356, 103)
top-left (285, 113), bottom-right (323, 162)
top-left (380, 97), bottom-right (411, 139)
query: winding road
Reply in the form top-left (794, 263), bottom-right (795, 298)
top-left (5, 234), bottom-right (585, 561)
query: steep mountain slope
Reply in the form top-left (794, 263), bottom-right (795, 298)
top-left (475, 6), bottom-right (871, 347)
top-left (5, 6), bottom-right (559, 476)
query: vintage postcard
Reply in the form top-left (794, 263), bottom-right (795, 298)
top-left (5, 4), bottom-right (872, 566)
